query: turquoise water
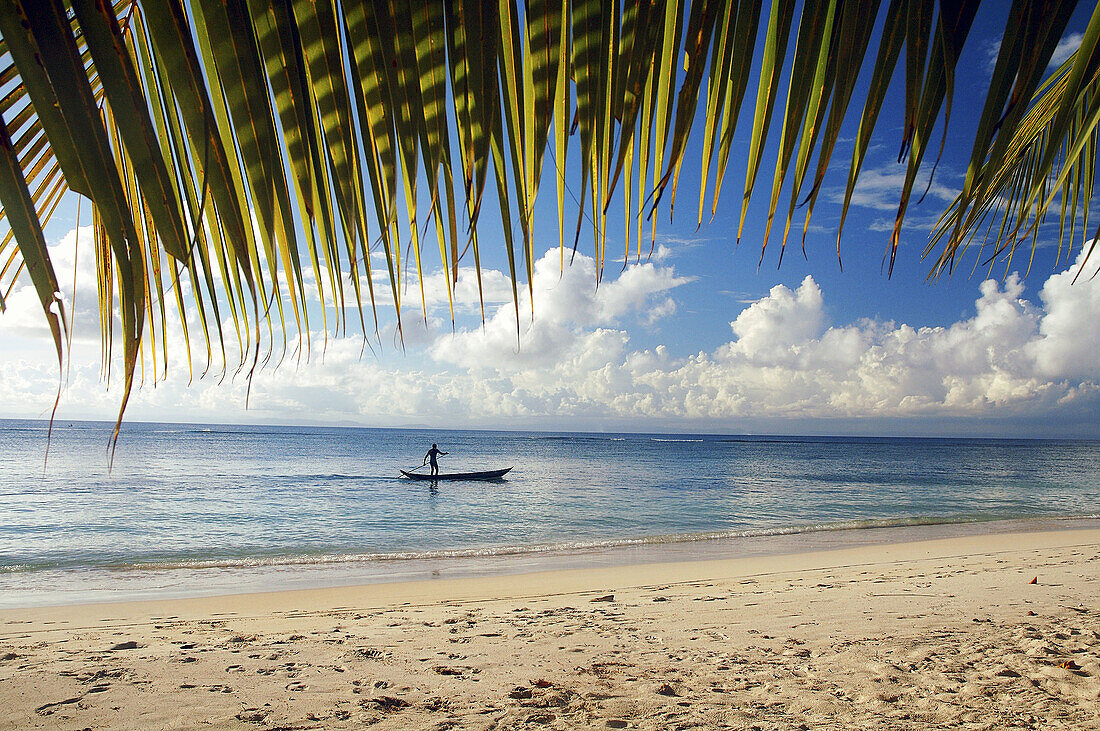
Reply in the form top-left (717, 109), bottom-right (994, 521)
top-left (1, 419), bottom-right (1097, 606)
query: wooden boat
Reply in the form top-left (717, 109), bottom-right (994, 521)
top-left (400, 467), bottom-right (512, 481)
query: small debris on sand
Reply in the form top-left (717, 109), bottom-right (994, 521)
top-left (370, 695), bottom-right (410, 711)
top-left (656, 683), bottom-right (678, 697)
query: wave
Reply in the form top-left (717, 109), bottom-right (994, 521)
top-left (48, 513), bottom-right (1098, 574)
top-left (651, 438), bottom-right (704, 442)
top-left (286, 473), bottom-right (364, 481)
top-left (523, 434), bottom-right (631, 442)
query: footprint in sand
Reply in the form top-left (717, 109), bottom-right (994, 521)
top-left (34, 696), bottom-right (84, 716)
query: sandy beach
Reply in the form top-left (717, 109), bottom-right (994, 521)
top-left (1, 527), bottom-right (1097, 730)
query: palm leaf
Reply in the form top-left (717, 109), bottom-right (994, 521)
top-left (0, 0), bottom-right (1096, 432)
top-left (0, 112), bottom-right (64, 370)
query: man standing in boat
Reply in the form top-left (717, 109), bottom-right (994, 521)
top-left (424, 444), bottom-right (448, 476)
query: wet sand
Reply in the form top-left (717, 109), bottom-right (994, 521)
top-left (2, 528), bottom-right (1098, 729)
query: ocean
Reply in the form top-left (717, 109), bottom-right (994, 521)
top-left (1, 419), bottom-right (1097, 608)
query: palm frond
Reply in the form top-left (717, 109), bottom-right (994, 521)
top-left (0, 0), bottom-right (1095, 432)
top-left (929, 1), bottom-right (1100, 278)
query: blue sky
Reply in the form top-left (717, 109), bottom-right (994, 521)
top-left (1, 3), bottom-right (1098, 437)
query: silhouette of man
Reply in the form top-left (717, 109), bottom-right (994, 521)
top-left (424, 443), bottom-right (448, 476)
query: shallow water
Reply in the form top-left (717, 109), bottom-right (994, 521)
top-left (1, 420), bottom-right (1097, 607)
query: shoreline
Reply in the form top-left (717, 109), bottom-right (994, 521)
top-left (3, 515), bottom-right (1098, 610)
top-left (4, 523), bottom-right (1097, 622)
top-left (2, 526), bottom-right (1097, 729)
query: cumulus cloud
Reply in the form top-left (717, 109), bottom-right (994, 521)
top-left (725, 276), bottom-right (825, 361)
top-left (1028, 258), bottom-right (1100, 379)
top-left (1, 225), bottom-right (99, 339)
top-left (419, 248), bottom-right (1098, 424)
top-left (431, 248), bottom-right (692, 370)
top-left (368, 261), bottom-right (516, 319)
top-left (2, 237), bottom-right (1099, 433)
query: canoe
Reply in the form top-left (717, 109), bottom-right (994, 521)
top-left (400, 467), bottom-right (512, 481)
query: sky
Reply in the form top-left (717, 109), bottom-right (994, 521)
top-left (1, 3), bottom-right (1098, 438)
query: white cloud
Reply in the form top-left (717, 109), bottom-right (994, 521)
top-left (430, 248), bottom-right (692, 370)
top-left (833, 164), bottom-right (959, 213)
top-left (984, 39), bottom-right (1002, 73)
top-left (1, 225), bottom-right (99, 340)
top-left (372, 265), bottom-right (516, 319)
top-left (418, 248), bottom-right (1099, 424)
top-left (3, 236), bottom-right (1099, 434)
top-left (989, 31), bottom-right (1081, 76)
top-left (1050, 32), bottom-right (1083, 69)
top-left (725, 276), bottom-right (825, 361)
top-left (1028, 257), bottom-right (1100, 379)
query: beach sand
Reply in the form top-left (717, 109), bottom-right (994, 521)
top-left (1, 528), bottom-right (1097, 729)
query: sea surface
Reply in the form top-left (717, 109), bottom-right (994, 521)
top-left (1, 419), bottom-right (1098, 608)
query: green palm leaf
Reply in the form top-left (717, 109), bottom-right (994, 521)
top-left (0, 0), bottom-right (1095, 431)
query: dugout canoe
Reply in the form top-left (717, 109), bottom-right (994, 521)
top-left (400, 467), bottom-right (512, 481)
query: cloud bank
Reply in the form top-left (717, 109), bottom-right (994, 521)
top-left (1, 237), bottom-right (1098, 435)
